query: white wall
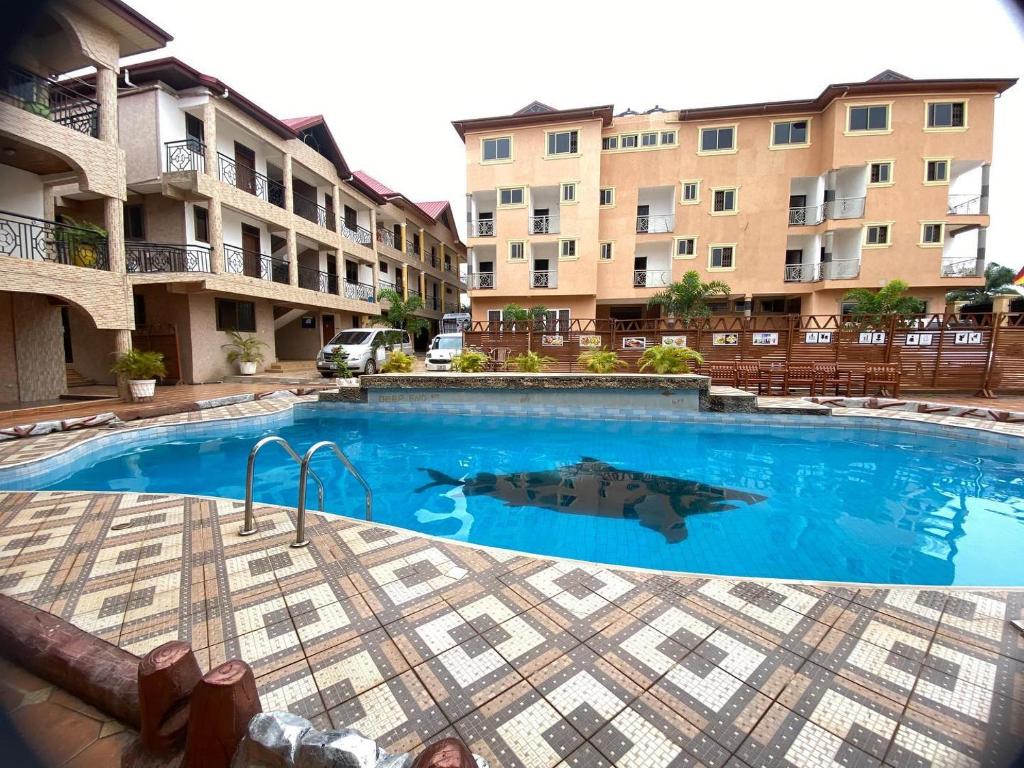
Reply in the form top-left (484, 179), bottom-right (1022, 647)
top-left (835, 166), bottom-right (867, 199)
top-left (785, 234), bottom-right (819, 266)
top-left (637, 186), bottom-right (675, 218)
top-left (942, 227), bottom-right (978, 262)
top-left (789, 176), bottom-right (819, 206)
top-left (0, 164), bottom-right (44, 218)
top-left (221, 207), bottom-right (271, 254)
top-left (833, 229), bottom-right (861, 263)
top-left (949, 163), bottom-right (983, 197)
top-left (156, 89), bottom-right (187, 172)
top-left (184, 201), bottom-right (208, 247)
top-left (215, 115), bottom-right (271, 177)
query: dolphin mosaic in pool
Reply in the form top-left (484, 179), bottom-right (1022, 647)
top-left (416, 457), bottom-right (767, 543)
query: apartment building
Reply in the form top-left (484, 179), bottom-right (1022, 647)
top-left (454, 72), bottom-right (1015, 326)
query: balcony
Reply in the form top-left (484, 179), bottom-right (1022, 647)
top-left (165, 140), bottom-right (205, 173)
top-left (342, 223), bottom-right (373, 246)
top-left (343, 281), bottom-right (376, 302)
top-left (217, 153), bottom-right (285, 207)
top-left (444, 301), bottom-right (459, 313)
top-left (947, 194), bottom-right (982, 215)
top-left (467, 272), bottom-right (495, 289)
top-left (407, 240), bottom-right (418, 257)
top-left (376, 227), bottom-right (398, 250)
top-left (407, 287), bottom-right (422, 300)
top-left (126, 242), bottom-right (211, 273)
top-left (529, 215), bottom-right (560, 235)
top-left (531, 270), bottom-right (558, 289)
top-left (297, 265), bottom-right (333, 293)
top-left (0, 210), bottom-right (109, 270)
top-left (294, 194), bottom-right (334, 230)
top-left (426, 253), bottom-right (440, 269)
top-left (633, 269), bottom-right (670, 288)
top-left (0, 65), bottom-right (99, 137)
top-left (784, 263), bottom-right (819, 283)
top-left (469, 220), bottom-right (494, 237)
top-left (821, 259), bottom-right (860, 280)
top-left (823, 197), bottom-right (865, 220)
top-left (941, 258), bottom-right (982, 278)
top-left (425, 295), bottom-right (441, 311)
top-left (788, 205), bottom-right (823, 226)
top-left (635, 214), bottom-right (675, 234)
top-left (223, 244), bottom-right (289, 283)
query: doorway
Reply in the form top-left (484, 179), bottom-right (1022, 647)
top-left (322, 314), bottom-right (335, 344)
top-left (636, 204), bottom-right (650, 233)
top-left (633, 255), bottom-right (647, 287)
top-left (234, 142), bottom-right (256, 194)
top-left (241, 224), bottom-right (261, 278)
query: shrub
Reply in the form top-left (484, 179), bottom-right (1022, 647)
top-left (508, 350), bottom-right (556, 373)
top-left (222, 331), bottom-right (267, 364)
top-left (638, 345), bottom-right (703, 375)
top-left (380, 350), bottom-right (414, 373)
top-left (111, 348), bottom-right (166, 380)
top-left (330, 347), bottom-right (352, 378)
top-left (451, 350), bottom-right (488, 372)
top-left (577, 348), bottom-right (627, 374)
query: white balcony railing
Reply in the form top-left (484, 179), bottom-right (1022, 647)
top-left (788, 205), bottom-right (823, 226)
top-left (947, 194), bottom-right (982, 215)
top-left (529, 215), bottom-right (560, 235)
top-left (941, 258), bottom-right (982, 278)
top-left (633, 269), bottom-right (670, 288)
top-left (821, 259), bottom-right (861, 280)
top-left (636, 214), bottom-right (675, 234)
top-left (783, 263), bottom-right (820, 283)
top-left (467, 271), bottom-right (495, 289)
top-left (470, 219), bottom-right (494, 237)
top-left (823, 197), bottom-right (865, 220)
top-left (530, 270), bottom-right (558, 288)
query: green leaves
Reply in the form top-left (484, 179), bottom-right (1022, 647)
top-left (646, 270), bottom-right (731, 322)
top-left (577, 348), bottom-right (627, 373)
top-left (111, 348), bottom-right (166, 379)
top-left (451, 350), bottom-right (488, 372)
top-left (380, 350), bottom-right (414, 373)
top-left (222, 331), bottom-right (267, 364)
top-left (842, 280), bottom-right (925, 326)
top-left (373, 288), bottom-right (429, 339)
top-left (508, 350), bottom-right (556, 373)
top-left (637, 345), bottom-right (704, 375)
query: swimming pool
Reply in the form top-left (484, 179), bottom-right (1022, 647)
top-left (2, 405), bottom-right (1021, 586)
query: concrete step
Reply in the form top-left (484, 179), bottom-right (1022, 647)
top-left (265, 360), bottom-right (318, 373)
top-left (65, 365), bottom-right (95, 388)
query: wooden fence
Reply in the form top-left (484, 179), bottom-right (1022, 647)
top-left (462, 313), bottom-right (1024, 394)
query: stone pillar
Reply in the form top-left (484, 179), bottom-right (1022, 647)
top-left (402, 265), bottom-right (409, 301)
top-left (201, 100), bottom-right (217, 176)
top-left (287, 229), bottom-right (298, 287)
top-left (419, 272), bottom-right (426, 305)
top-left (418, 228), bottom-right (425, 260)
top-left (439, 242), bottom-right (446, 273)
top-left (400, 222), bottom-right (408, 254)
top-left (980, 163), bottom-right (991, 215)
top-left (113, 328), bottom-right (133, 399)
top-left (95, 66), bottom-right (118, 145)
top-left (334, 251), bottom-right (343, 297)
top-left (332, 184), bottom-right (342, 234)
top-left (103, 196), bottom-right (125, 274)
top-left (209, 199), bottom-right (224, 273)
top-left (282, 154), bottom-right (294, 214)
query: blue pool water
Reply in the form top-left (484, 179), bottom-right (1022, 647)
top-left (3, 406), bottom-right (1022, 586)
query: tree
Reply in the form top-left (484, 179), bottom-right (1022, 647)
top-left (502, 303), bottom-right (530, 330)
top-left (946, 262), bottom-right (1019, 304)
top-left (647, 270), bottom-right (731, 322)
top-left (527, 305), bottom-right (550, 329)
top-left (842, 280), bottom-right (925, 324)
top-left (374, 288), bottom-right (429, 348)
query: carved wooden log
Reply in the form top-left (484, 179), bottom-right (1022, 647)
top-left (182, 659), bottom-right (261, 768)
top-left (138, 641), bottom-right (201, 753)
top-left (412, 737), bottom-right (477, 768)
top-left (0, 594), bottom-right (140, 727)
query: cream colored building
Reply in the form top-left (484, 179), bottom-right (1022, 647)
top-left (454, 72), bottom-right (1016, 326)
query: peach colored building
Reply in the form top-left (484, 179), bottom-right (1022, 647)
top-left (453, 72), bottom-right (1016, 326)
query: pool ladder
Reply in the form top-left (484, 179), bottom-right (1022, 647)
top-left (239, 436), bottom-right (373, 548)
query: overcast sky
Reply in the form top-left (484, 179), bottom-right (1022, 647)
top-left (122, 0), bottom-right (1024, 272)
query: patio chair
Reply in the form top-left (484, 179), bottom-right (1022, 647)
top-left (489, 347), bottom-right (512, 371)
top-left (735, 362), bottom-right (771, 394)
top-left (702, 362), bottom-right (738, 387)
top-left (863, 363), bottom-right (901, 398)
top-left (783, 364), bottom-right (816, 396)
top-left (812, 363), bottom-right (852, 397)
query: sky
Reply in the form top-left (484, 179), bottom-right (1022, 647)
top-left (122, 0), bottom-right (1024, 272)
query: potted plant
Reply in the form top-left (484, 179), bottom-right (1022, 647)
top-left (55, 216), bottom-right (107, 268)
top-left (222, 331), bottom-right (267, 375)
top-left (111, 348), bottom-right (166, 402)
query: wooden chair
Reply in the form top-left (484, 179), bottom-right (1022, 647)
top-left (812, 363), bottom-right (852, 396)
top-left (702, 362), bottom-right (738, 387)
top-left (735, 362), bottom-right (771, 394)
top-left (488, 347), bottom-right (512, 371)
top-left (863, 363), bottom-right (901, 397)
top-left (783, 364), bottom-right (816, 396)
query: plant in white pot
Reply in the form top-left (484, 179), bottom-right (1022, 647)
top-left (223, 331), bottom-right (267, 375)
top-left (111, 349), bottom-right (166, 402)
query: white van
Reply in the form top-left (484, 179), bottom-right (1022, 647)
top-left (316, 328), bottom-right (413, 376)
top-left (425, 332), bottom-right (464, 371)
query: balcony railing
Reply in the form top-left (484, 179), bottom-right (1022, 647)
top-left (635, 214), bottom-right (675, 234)
top-left (342, 223), bottom-right (373, 246)
top-left (426, 253), bottom-right (439, 269)
top-left (294, 194), bottom-right (334, 230)
top-left (343, 281), bottom-right (376, 302)
top-left (0, 210), bottom-right (109, 270)
top-left (941, 258), bottom-right (982, 278)
top-left (823, 197), bottom-right (865, 220)
top-left (217, 153), bottom-right (285, 207)
top-left (444, 301), bottom-right (459, 313)
top-left (820, 259), bottom-right (860, 280)
top-left (407, 287), bottom-right (422, 299)
top-left (378, 278), bottom-right (396, 293)
top-left (947, 194), bottom-right (982, 215)
top-left (784, 263), bottom-right (820, 283)
top-left (788, 205), bottom-right (823, 226)
top-left (444, 260), bottom-right (454, 272)
top-left (425, 295), bottom-right (441, 311)
top-left (633, 269), bottom-right (670, 288)
top-left (467, 272), bottom-right (495, 289)
top-left (223, 244), bottom-right (289, 283)
top-left (531, 270), bottom-right (558, 288)
top-left (376, 227), bottom-right (397, 249)
top-left (0, 65), bottom-right (99, 137)
top-left (165, 140), bottom-right (205, 173)
top-left (126, 242), bottom-right (211, 273)
top-left (470, 219), bottom-right (494, 237)
top-left (529, 215), bottom-right (560, 235)
top-left (297, 265), bottom-right (332, 293)
top-left (406, 240), bottom-right (419, 256)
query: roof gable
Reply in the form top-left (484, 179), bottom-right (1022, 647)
top-left (515, 101), bottom-right (555, 115)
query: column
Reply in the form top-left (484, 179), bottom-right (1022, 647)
top-left (401, 265), bottom-right (409, 301)
top-left (332, 184), bottom-right (342, 234)
top-left (103, 196), bottom-right (125, 274)
top-left (400, 222), bottom-right (408, 254)
top-left (201, 100), bottom-right (217, 176)
top-left (287, 230), bottom-right (298, 287)
top-left (113, 328), bottom-right (133, 399)
top-left (418, 228), bottom-right (425, 261)
top-left (95, 66), bottom-right (118, 144)
top-left (419, 273), bottom-right (426, 309)
top-left (209, 199), bottom-right (224, 273)
top-left (334, 251), bottom-right (344, 297)
top-left (980, 164), bottom-right (991, 215)
top-left (282, 154), bottom-right (294, 213)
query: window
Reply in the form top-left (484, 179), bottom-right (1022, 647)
top-left (482, 136), bottom-right (512, 162)
top-left (641, 132), bottom-right (658, 147)
top-left (620, 134), bottom-right (638, 149)
top-left (508, 241), bottom-right (526, 261)
top-left (925, 159), bottom-right (949, 184)
top-left (559, 239), bottom-right (577, 259)
top-left (185, 113), bottom-right (204, 147)
top-left (216, 298), bottom-right (256, 332)
top-left (920, 222), bottom-right (944, 245)
top-left (193, 206), bottom-right (209, 243)
top-left (772, 120), bottom-right (809, 146)
top-left (599, 188), bottom-right (615, 206)
top-left (865, 224), bottom-right (891, 246)
top-left (123, 204), bottom-right (145, 240)
top-left (675, 237), bottom-right (696, 258)
top-left (712, 188), bottom-right (737, 213)
top-left (680, 180), bottom-right (700, 204)
top-left (869, 161), bottom-right (893, 185)
top-left (561, 182), bottom-right (577, 203)
top-left (599, 242), bottom-right (613, 261)
top-left (709, 245), bottom-right (735, 270)
top-left (699, 125), bottom-right (735, 153)
top-left (927, 101), bottom-right (965, 129)
top-left (547, 130), bottom-right (579, 156)
top-left (660, 131), bottom-right (676, 145)
top-left (847, 104), bottom-right (890, 132)
top-left (499, 187), bottom-right (525, 206)
top-left (133, 294), bottom-right (146, 328)
top-left (601, 136), bottom-right (618, 150)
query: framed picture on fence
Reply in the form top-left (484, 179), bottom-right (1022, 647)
top-left (622, 337), bottom-right (647, 350)
top-left (661, 335), bottom-right (688, 348)
top-left (541, 334), bottom-right (564, 347)
top-left (578, 334), bottom-right (602, 348)
top-left (752, 332), bottom-right (779, 346)
top-left (859, 332), bottom-right (886, 344)
top-left (905, 333), bottom-right (933, 346)
top-left (954, 331), bottom-right (983, 345)
top-left (805, 331), bottom-right (832, 344)
top-left (712, 333), bottom-right (739, 346)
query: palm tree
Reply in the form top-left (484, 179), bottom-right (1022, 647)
top-left (842, 280), bottom-right (925, 325)
top-left (374, 287), bottom-right (429, 343)
top-left (946, 262), bottom-right (1019, 305)
top-left (647, 270), bottom-right (731, 323)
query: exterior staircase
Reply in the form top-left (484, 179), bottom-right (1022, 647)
top-left (65, 365), bottom-right (95, 388)
top-left (264, 360), bottom-right (318, 374)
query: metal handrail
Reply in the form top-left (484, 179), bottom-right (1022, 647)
top-left (240, 436), bottom-right (326, 540)
top-left (296, 441), bottom-right (373, 546)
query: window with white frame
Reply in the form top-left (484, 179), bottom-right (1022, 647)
top-left (699, 125), bottom-right (735, 152)
top-left (869, 161), bottom-right (892, 185)
top-left (925, 159), bottom-right (949, 183)
top-left (709, 245), bottom-right (734, 269)
top-left (660, 131), bottom-right (676, 145)
top-left (498, 187), bottom-right (525, 206)
top-left (620, 134), bottom-right (638, 149)
top-left (508, 241), bottom-right (526, 261)
top-left (482, 136), bottom-right (512, 161)
top-left (599, 188), bottom-right (614, 206)
top-left (641, 132), bottom-right (658, 147)
top-left (599, 242), bottom-right (613, 261)
top-left (680, 181), bottom-right (700, 203)
top-left (920, 223), bottom-right (944, 245)
top-left (675, 237), bottom-right (695, 257)
top-left (547, 130), bottom-right (579, 156)
top-left (848, 104), bottom-right (889, 132)
top-left (712, 188), bottom-right (737, 213)
top-left (559, 239), bottom-right (577, 259)
top-left (865, 224), bottom-right (891, 245)
top-left (561, 182), bottom-right (577, 203)
top-left (772, 120), bottom-right (809, 146)
top-left (601, 136), bottom-right (618, 150)
top-left (927, 101), bottom-right (965, 129)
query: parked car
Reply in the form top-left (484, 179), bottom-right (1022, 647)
top-left (316, 328), bottom-right (413, 376)
top-left (425, 332), bottom-right (464, 371)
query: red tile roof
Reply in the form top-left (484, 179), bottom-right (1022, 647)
top-left (282, 115), bottom-right (323, 132)
top-left (416, 201), bottom-right (450, 220)
top-left (352, 171), bottom-right (399, 198)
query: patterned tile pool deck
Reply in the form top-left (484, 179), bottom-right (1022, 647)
top-left (0, 395), bottom-right (1022, 767)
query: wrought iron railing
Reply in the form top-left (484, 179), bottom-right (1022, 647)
top-left (376, 227), bottom-right (397, 249)
top-left (165, 140), bottom-right (205, 173)
top-left (217, 153), bottom-right (285, 207)
top-left (822, 197), bottom-right (865, 220)
top-left (378, 278), bottom-right (396, 292)
top-left (427, 253), bottom-right (439, 268)
top-left (784, 263), bottom-right (820, 283)
top-left (298, 265), bottom-right (331, 293)
top-left (470, 219), bottom-right (494, 237)
top-left (342, 224), bottom-right (373, 246)
top-left (126, 242), bottom-right (211, 273)
top-left (635, 214), bottom-right (675, 234)
top-left (947, 194), bottom-right (982, 215)
top-left (788, 205), bottom-right (823, 226)
top-left (343, 281), bottom-right (376, 302)
top-left (941, 258), bottom-right (982, 278)
top-left (468, 272), bottom-right (495, 289)
top-left (406, 240), bottom-right (418, 256)
top-left (425, 295), bottom-right (441, 310)
top-left (531, 270), bottom-right (558, 288)
top-left (820, 259), bottom-right (861, 280)
top-left (529, 215), bottom-right (559, 235)
top-left (0, 210), bottom-right (109, 269)
top-left (632, 269), bottom-right (670, 287)
top-left (294, 194), bottom-right (334, 229)
top-left (407, 286), bottom-right (422, 298)
top-left (444, 301), bottom-right (459, 313)
top-left (223, 244), bottom-right (289, 283)
top-left (0, 65), bottom-right (99, 137)
top-left (444, 260), bottom-right (454, 272)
